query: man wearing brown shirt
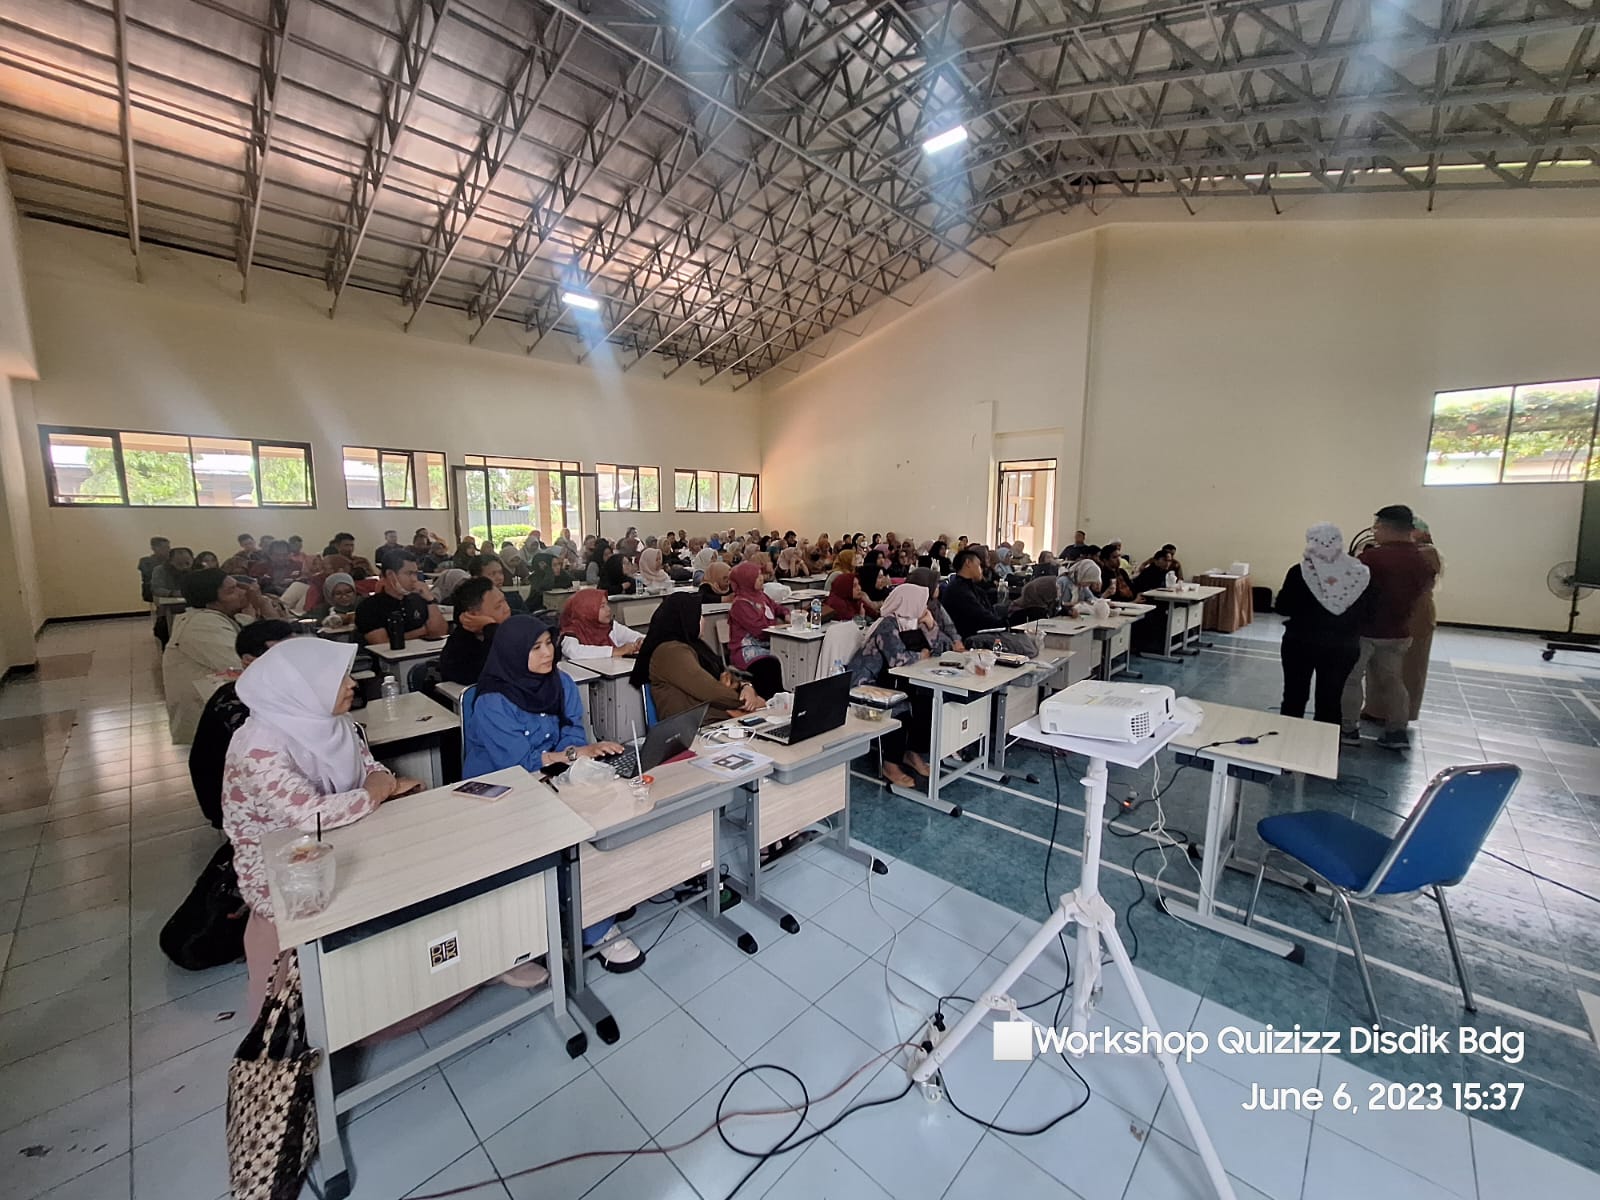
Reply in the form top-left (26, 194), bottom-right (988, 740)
top-left (1341, 504), bottom-right (1439, 749)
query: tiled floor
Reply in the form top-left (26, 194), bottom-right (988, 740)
top-left (1, 618), bottom-right (1597, 1200)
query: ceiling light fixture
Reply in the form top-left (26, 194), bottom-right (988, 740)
top-left (921, 125), bottom-right (968, 154)
top-left (563, 291), bottom-right (601, 311)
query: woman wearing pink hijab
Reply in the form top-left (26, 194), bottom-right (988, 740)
top-left (726, 561), bottom-right (787, 698)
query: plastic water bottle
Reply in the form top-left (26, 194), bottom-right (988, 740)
top-left (810, 598), bottom-right (822, 629)
top-left (1165, 570), bottom-right (1178, 589)
top-left (381, 674), bottom-right (401, 716)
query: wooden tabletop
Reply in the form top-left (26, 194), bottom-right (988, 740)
top-left (699, 711), bottom-right (901, 771)
top-left (1171, 701), bottom-right (1340, 780)
top-left (263, 766), bottom-right (595, 946)
top-left (552, 754), bottom-right (750, 841)
top-left (368, 638), bottom-right (448, 663)
top-left (357, 691), bottom-right (460, 747)
top-left (891, 652), bottom-right (1041, 695)
top-left (579, 656), bottom-right (637, 678)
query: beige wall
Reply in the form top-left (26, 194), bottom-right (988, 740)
top-left (18, 221), bottom-right (764, 618)
top-left (0, 164), bottom-right (42, 674)
top-left (761, 214), bottom-right (1599, 633)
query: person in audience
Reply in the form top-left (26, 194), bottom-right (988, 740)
top-left (559, 587), bottom-right (644, 659)
top-left (527, 549), bottom-right (571, 608)
top-left (1061, 554), bottom-right (1103, 611)
top-left (450, 537), bottom-right (480, 570)
top-left (322, 532), bottom-right (371, 577)
top-left (829, 547), bottom-right (858, 583)
top-left (810, 534), bottom-right (834, 570)
top-left (928, 540), bottom-right (952, 575)
top-left (411, 528), bottom-right (432, 553)
top-left (727, 561), bottom-right (787, 698)
top-left (631, 593), bottom-right (760, 723)
top-left (1010, 541), bottom-right (1032, 568)
top-left (775, 544), bottom-right (808, 580)
top-left (223, 638), bottom-right (425, 1013)
top-left (1098, 545), bottom-right (1133, 601)
top-left (942, 549), bottom-right (1007, 640)
top-left (638, 547), bottom-right (673, 591)
top-left (1130, 549), bottom-right (1174, 598)
top-left (139, 537), bottom-right (171, 603)
top-left (522, 530), bottom-right (546, 558)
top-left (1275, 523), bottom-right (1372, 725)
top-left (1126, 549), bottom-right (1178, 651)
top-left (1013, 573), bottom-right (1060, 622)
top-left (1071, 530), bottom-right (1087, 549)
top-left (498, 542), bottom-right (527, 582)
top-left (906, 566), bottom-right (962, 649)
top-left (433, 567), bottom-right (471, 605)
top-left (857, 551), bottom-right (891, 603)
top-left (471, 554), bottom-right (528, 612)
top-left (355, 548), bottom-right (447, 646)
top-left (845, 582), bottom-right (955, 786)
top-left (374, 530), bottom-right (401, 564)
top-left (285, 535), bottom-right (311, 576)
top-left (190, 619), bottom-right (296, 829)
top-left (164, 569), bottom-right (283, 743)
top-left (823, 571), bottom-right (874, 622)
top-left (1138, 543), bottom-right (1184, 581)
top-left (150, 546), bottom-right (194, 597)
top-left (699, 560), bottom-right (734, 604)
top-left (439, 575), bottom-right (511, 685)
top-left (309, 572), bottom-right (360, 628)
top-left (598, 541), bottom-right (635, 594)
top-left (258, 539), bottom-right (303, 595)
top-left (194, 551), bottom-right (219, 570)
top-left (237, 533), bottom-right (258, 559)
top-left (617, 526), bottom-right (641, 557)
top-left (463, 616), bottom-right (642, 971)
top-left (1341, 505), bottom-right (1437, 749)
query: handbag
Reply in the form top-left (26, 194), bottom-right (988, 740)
top-left (226, 953), bottom-right (320, 1200)
top-left (159, 842), bottom-right (248, 971)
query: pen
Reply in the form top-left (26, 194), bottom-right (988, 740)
top-left (540, 774), bottom-right (561, 795)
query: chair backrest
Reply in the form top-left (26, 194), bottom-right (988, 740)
top-left (818, 621), bottom-right (866, 678)
top-left (1362, 762), bottom-right (1521, 896)
top-left (407, 660), bottom-right (438, 693)
top-left (460, 684), bottom-right (478, 729)
top-left (641, 683), bottom-right (658, 726)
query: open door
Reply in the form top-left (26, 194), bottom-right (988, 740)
top-left (454, 464), bottom-right (490, 546)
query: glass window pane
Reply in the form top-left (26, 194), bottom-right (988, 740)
top-left (380, 452), bottom-right (413, 506)
top-left (192, 436), bottom-right (258, 507)
top-left (675, 470), bottom-right (696, 510)
top-left (1424, 387), bottom-right (1511, 485)
top-left (121, 431), bottom-right (195, 506)
top-left (639, 467), bottom-right (660, 511)
top-left (616, 467), bottom-right (636, 510)
top-left (738, 475), bottom-right (757, 512)
top-left (718, 472), bottom-right (738, 512)
top-left (343, 446), bottom-right (381, 508)
top-left (597, 465), bottom-right (617, 511)
top-left (1503, 379), bottom-right (1599, 483)
top-left (258, 443), bottom-right (312, 506)
top-left (697, 470), bottom-right (717, 512)
top-left (419, 453), bottom-right (449, 510)
top-left (47, 431), bottom-right (123, 504)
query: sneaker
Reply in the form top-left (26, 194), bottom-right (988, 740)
top-left (496, 961), bottom-right (549, 989)
top-left (1376, 730), bottom-right (1411, 752)
top-left (592, 925), bottom-right (646, 974)
top-left (1340, 727), bottom-right (1362, 746)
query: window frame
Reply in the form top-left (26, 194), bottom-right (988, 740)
top-left (1423, 378), bottom-right (1600, 487)
top-left (595, 462), bottom-right (661, 512)
top-left (342, 444), bottom-right (450, 511)
top-left (673, 468), bottom-right (760, 513)
top-left (40, 424), bottom-right (317, 509)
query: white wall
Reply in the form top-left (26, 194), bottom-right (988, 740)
top-left (762, 213), bottom-right (1600, 633)
top-left (18, 221), bottom-right (765, 618)
top-left (0, 163), bottom-right (42, 674)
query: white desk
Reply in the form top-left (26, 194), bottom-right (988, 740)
top-left (1060, 609), bottom-right (1150, 680)
top-left (887, 653), bottom-right (1045, 816)
top-left (700, 602), bottom-right (732, 663)
top-left (1025, 619), bottom-right (1097, 687)
top-left (1165, 702), bottom-right (1340, 958)
top-left (986, 650), bottom-right (1074, 776)
top-left (357, 691), bottom-right (460, 788)
top-left (766, 623), bottom-right (828, 689)
top-left (610, 588), bottom-right (696, 630)
top-left (264, 767), bottom-right (594, 1200)
top-left (541, 587), bottom-right (578, 614)
top-left (367, 638), bottom-right (448, 691)
top-left (579, 656), bottom-right (647, 742)
top-left (1138, 586), bottom-right (1224, 660)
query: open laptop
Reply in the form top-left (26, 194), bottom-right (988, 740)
top-left (751, 672), bottom-right (852, 746)
top-left (598, 702), bottom-right (709, 779)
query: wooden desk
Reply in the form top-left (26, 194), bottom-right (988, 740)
top-left (1192, 573), bottom-right (1253, 633)
top-left (766, 623), bottom-right (827, 689)
top-left (1165, 702), bottom-right (1340, 959)
top-left (1138, 587), bottom-right (1223, 660)
top-left (357, 691), bottom-right (460, 788)
top-left (553, 758), bottom-right (760, 1042)
top-left (887, 654), bottom-right (1043, 816)
top-left (1027, 620), bottom-right (1096, 687)
top-left (263, 767), bottom-right (594, 1200)
top-left (367, 638), bottom-right (448, 691)
top-left (702, 713), bottom-right (897, 932)
top-left (1059, 608), bottom-right (1150, 680)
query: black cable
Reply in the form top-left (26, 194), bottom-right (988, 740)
top-left (639, 910), bottom-right (680, 954)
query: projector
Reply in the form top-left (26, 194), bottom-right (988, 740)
top-left (1039, 681), bottom-right (1176, 742)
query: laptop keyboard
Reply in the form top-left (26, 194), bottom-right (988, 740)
top-left (596, 747), bottom-right (641, 779)
top-left (758, 722), bottom-right (791, 741)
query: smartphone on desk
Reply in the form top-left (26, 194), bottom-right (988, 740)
top-left (454, 780), bottom-right (511, 799)
top-left (738, 715), bottom-right (766, 727)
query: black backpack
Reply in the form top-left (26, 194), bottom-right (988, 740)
top-left (160, 842), bottom-right (249, 971)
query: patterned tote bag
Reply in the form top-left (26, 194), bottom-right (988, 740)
top-left (226, 952), bottom-right (320, 1200)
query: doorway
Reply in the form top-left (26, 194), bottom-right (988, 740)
top-left (995, 458), bottom-right (1057, 557)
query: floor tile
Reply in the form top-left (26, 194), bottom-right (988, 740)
top-left (0, 935), bottom-right (128, 1014)
top-left (1312, 1056), bottom-right (1475, 1198)
top-left (639, 914), bottom-right (754, 1006)
top-left (440, 1006), bottom-right (592, 1141)
top-left (129, 1022), bottom-right (238, 1146)
top-left (1151, 1060), bottom-right (1311, 1200)
top-left (862, 859), bottom-right (951, 917)
top-left (399, 1146), bottom-right (510, 1199)
top-left (750, 1006), bottom-right (883, 1128)
top-left (338, 1074), bottom-right (479, 1200)
top-left (873, 917), bottom-right (987, 1001)
top-left (1300, 1123), bottom-right (1460, 1200)
top-left (942, 1133), bottom-right (1083, 1199)
top-left (994, 1059), bottom-right (1143, 1200)
top-left (36, 1156), bottom-right (132, 1200)
top-left (659, 1067), bottom-right (805, 1200)
top-left (129, 974), bottom-right (248, 1073)
top-left (755, 919), bottom-right (866, 1003)
top-left (809, 886), bottom-right (915, 958)
top-left (593, 1007), bottom-right (740, 1136)
top-left (8, 904), bottom-right (129, 968)
top-left (816, 956), bottom-right (938, 1055)
top-left (759, 858), bottom-right (857, 919)
top-left (0, 1082), bottom-right (131, 1199)
top-left (130, 1106), bottom-right (226, 1200)
top-left (1122, 1128), bottom-right (1279, 1200)
top-left (683, 959), bottom-right (811, 1061)
top-left (484, 1071), bottom-right (646, 1200)
top-left (919, 885), bottom-right (1025, 956)
top-left (825, 1060), bottom-right (984, 1199)
top-left (570, 968), bottom-right (679, 1066)
top-left (760, 1134), bottom-right (894, 1199)
top-left (1470, 1115), bottom-right (1600, 1197)
top-left (18, 876), bottom-right (128, 929)
top-left (579, 1148), bottom-right (700, 1200)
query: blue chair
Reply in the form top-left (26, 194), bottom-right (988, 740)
top-left (1244, 762), bottom-right (1521, 1026)
top-left (641, 683), bottom-right (658, 726)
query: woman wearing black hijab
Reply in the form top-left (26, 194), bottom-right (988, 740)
top-left (597, 541), bottom-right (635, 595)
top-left (857, 551), bottom-right (891, 604)
top-left (632, 593), bottom-right (762, 723)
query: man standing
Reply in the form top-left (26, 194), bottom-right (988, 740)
top-left (1341, 504), bottom-right (1437, 750)
top-left (138, 537), bottom-right (170, 603)
top-left (356, 548), bottom-right (448, 646)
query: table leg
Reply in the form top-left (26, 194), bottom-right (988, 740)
top-left (888, 685), bottom-right (960, 816)
top-left (542, 869), bottom-right (588, 1057)
top-left (731, 781), bottom-right (799, 932)
top-left (705, 815), bottom-right (761, 952)
top-left (828, 778), bottom-right (888, 874)
top-left (299, 945), bottom-right (350, 1200)
top-left (559, 851), bottom-right (614, 1046)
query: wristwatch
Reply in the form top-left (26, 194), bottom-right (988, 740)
top-left (564, 746), bottom-right (579, 763)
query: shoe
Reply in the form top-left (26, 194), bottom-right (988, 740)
top-left (614, 906), bottom-right (637, 922)
top-left (1340, 727), bottom-right (1361, 746)
top-left (592, 925), bottom-right (646, 974)
top-left (496, 961), bottom-right (549, 989)
top-left (881, 762), bottom-right (916, 787)
top-left (1376, 730), bottom-right (1411, 752)
top-left (904, 751), bottom-right (932, 778)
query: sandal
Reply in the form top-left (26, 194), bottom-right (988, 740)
top-left (904, 751), bottom-right (931, 778)
top-left (881, 762), bottom-right (916, 787)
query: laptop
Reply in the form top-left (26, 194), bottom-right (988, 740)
top-left (598, 703), bottom-right (709, 779)
top-left (751, 672), bottom-right (852, 746)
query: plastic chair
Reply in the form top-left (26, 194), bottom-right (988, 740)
top-left (641, 683), bottom-right (658, 726)
top-left (1245, 762), bottom-right (1521, 1026)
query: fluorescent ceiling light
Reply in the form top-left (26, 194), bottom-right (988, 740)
top-left (563, 291), bottom-right (601, 311)
top-left (921, 125), bottom-right (968, 154)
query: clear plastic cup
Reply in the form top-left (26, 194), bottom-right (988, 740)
top-left (273, 836), bottom-right (336, 919)
top-left (628, 773), bottom-right (654, 804)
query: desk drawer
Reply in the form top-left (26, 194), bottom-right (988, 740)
top-left (579, 811), bottom-right (715, 925)
top-left (1004, 683), bottom-right (1041, 728)
top-left (939, 694), bottom-right (991, 754)
top-left (759, 764), bottom-right (847, 847)
top-left (1108, 624), bottom-right (1132, 655)
top-left (318, 871), bottom-right (548, 1051)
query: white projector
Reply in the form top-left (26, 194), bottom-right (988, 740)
top-left (1039, 681), bottom-right (1175, 742)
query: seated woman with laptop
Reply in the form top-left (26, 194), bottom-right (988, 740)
top-left (632, 594), bottom-right (763, 723)
top-left (844, 583), bottom-right (955, 788)
top-left (462, 616), bottom-right (644, 974)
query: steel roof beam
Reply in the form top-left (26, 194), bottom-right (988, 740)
top-left (110, 0), bottom-right (141, 280)
top-left (237, 0), bottom-right (293, 301)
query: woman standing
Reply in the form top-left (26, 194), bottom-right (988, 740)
top-left (845, 583), bottom-right (955, 786)
top-left (1363, 520), bottom-right (1441, 723)
top-left (1274, 523), bottom-right (1371, 723)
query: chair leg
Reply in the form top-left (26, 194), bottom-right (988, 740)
top-left (1335, 891), bottom-right (1382, 1027)
top-left (1244, 858), bottom-right (1267, 928)
top-left (1434, 887), bottom-right (1477, 1014)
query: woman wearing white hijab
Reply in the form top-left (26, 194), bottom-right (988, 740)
top-left (1274, 523), bottom-right (1372, 724)
top-left (638, 546), bottom-right (673, 591)
top-left (222, 638), bottom-right (424, 1013)
top-left (845, 582), bottom-right (955, 786)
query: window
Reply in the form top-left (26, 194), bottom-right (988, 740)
top-left (459, 455), bottom-right (581, 546)
top-left (1424, 379), bottom-right (1599, 485)
top-left (674, 469), bottom-right (759, 513)
top-left (596, 464), bottom-right (660, 512)
top-left (343, 446), bottom-right (449, 509)
top-left (41, 426), bottom-right (314, 507)
top-left (995, 459), bottom-right (1057, 554)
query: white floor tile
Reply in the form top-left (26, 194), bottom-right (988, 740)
top-left (0, 1082), bottom-right (131, 1198)
top-left (816, 957), bottom-right (937, 1055)
top-left (863, 859), bottom-right (951, 917)
top-left (1301, 1123), bottom-right (1461, 1200)
top-left (338, 1074), bottom-right (478, 1200)
top-left (995, 1058), bottom-right (1144, 1200)
top-left (754, 919), bottom-right (866, 1003)
top-left (131, 1106), bottom-right (227, 1200)
top-left (129, 974), bottom-right (248, 1073)
top-left (129, 1022), bottom-right (237, 1146)
top-left (440, 1007), bottom-right (593, 1140)
top-left (37, 1156), bottom-right (132, 1200)
top-left (1123, 1128), bottom-right (1280, 1200)
top-left (8, 904), bottom-right (129, 968)
top-left (659, 1067), bottom-right (806, 1200)
top-left (1186, 998), bottom-right (1326, 1094)
top-left (874, 918), bottom-right (987, 1001)
top-left (400, 1146), bottom-right (511, 1200)
top-left (1151, 1060), bottom-right (1312, 1200)
top-left (0, 935), bottom-right (129, 1014)
top-left (1470, 1118), bottom-right (1600, 1198)
top-left (579, 1149), bottom-right (700, 1200)
top-left (0, 1020), bottom-right (129, 1132)
top-left (1313, 1057), bottom-right (1475, 1198)
top-left (944, 1133), bottom-right (1084, 1200)
top-left (484, 1070), bottom-right (647, 1200)
top-left (825, 1061), bottom-right (985, 1200)
top-left (759, 859), bottom-right (858, 919)
top-left (751, 1006), bottom-right (884, 1129)
top-left (919, 886), bottom-right (1024, 957)
top-left (810, 886), bottom-right (915, 958)
top-left (683, 959), bottom-right (811, 1061)
top-left (593, 1008), bottom-right (741, 1136)
top-left (639, 913), bottom-right (754, 1006)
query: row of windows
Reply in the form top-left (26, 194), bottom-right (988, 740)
top-left (41, 427), bottom-right (762, 513)
top-left (1424, 378), bottom-right (1600, 486)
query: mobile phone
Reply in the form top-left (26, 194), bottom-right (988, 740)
top-left (738, 715), bottom-right (766, 727)
top-left (454, 781), bottom-right (510, 799)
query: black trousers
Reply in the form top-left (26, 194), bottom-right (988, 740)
top-left (1280, 635), bottom-right (1360, 723)
top-left (879, 679), bottom-right (933, 763)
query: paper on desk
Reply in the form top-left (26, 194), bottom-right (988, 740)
top-left (692, 748), bottom-right (774, 779)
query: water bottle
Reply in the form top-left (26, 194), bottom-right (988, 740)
top-left (384, 608), bottom-right (406, 650)
top-left (381, 674), bottom-right (401, 716)
top-left (810, 598), bottom-right (822, 629)
top-left (1165, 570), bottom-right (1177, 589)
